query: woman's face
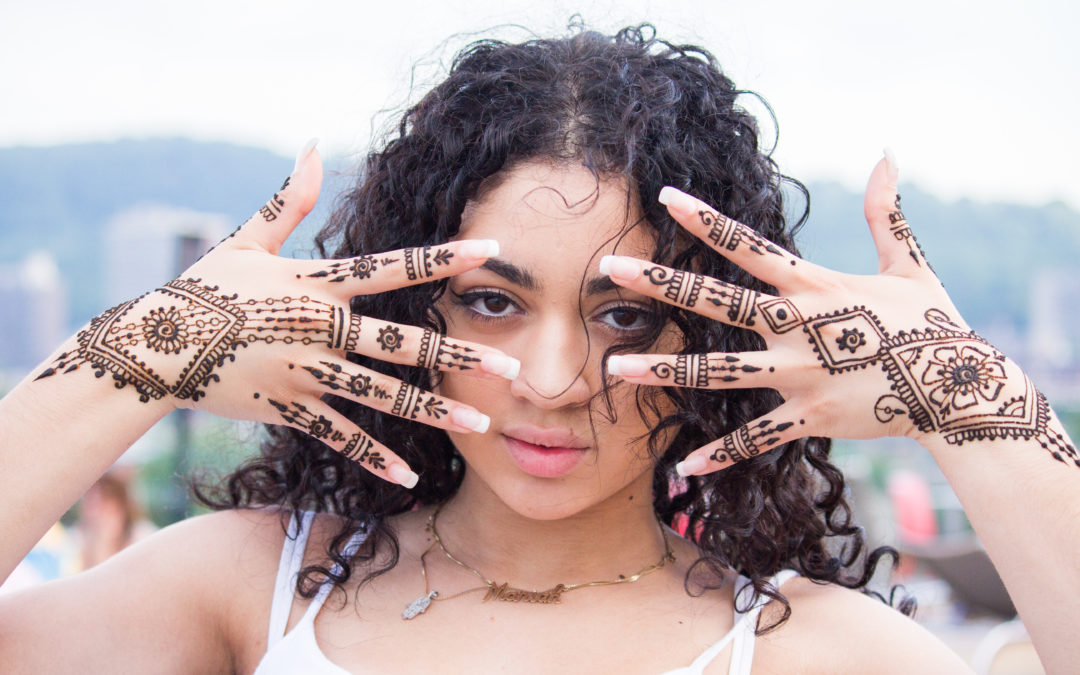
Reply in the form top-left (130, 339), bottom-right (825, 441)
top-left (437, 160), bottom-right (677, 520)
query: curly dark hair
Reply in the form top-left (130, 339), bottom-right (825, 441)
top-left (199, 22), bottom-right (912, 631)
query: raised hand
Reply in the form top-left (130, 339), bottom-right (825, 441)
top-left (603, 154), bottom-right (1078, 476)
top-left (32, 143), bottom-right (519, 487)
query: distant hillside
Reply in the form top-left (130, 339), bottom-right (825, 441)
top-left (1, 139), bottom-right (1078, 335)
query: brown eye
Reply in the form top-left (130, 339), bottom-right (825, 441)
top-left (600, 305), bottom-right (650, 331)
top-left (456, 289), bottom-right (520, 321)
top-left (482, 295), bottom-right (511, 314)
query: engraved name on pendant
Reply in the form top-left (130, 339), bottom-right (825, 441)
top-left (482, 583), bottom-right (566, 604)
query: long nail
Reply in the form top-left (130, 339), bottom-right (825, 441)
top-left (452, 408), bottom-right (491, 433)
top-left (459, 239), bottom-right (500, 262)
top-left (675, 455), bottom-right (707, 477)
top-left (657, 186), bottom-right (697, 216)
top-left (607, 355), bottom-right (650, 377)
top-left (481, 353), bottom-right (520, 380)
top-left (388, 464), bottom-right (419, 489)
top-left (598, 255), bottom-right (641, 282)
top-left (883, 147), bottom-right (899, 185)
top-left (293, 137), bottom-right (319, 174)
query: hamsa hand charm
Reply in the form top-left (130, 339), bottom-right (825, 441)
top-left (402, 591), bottom-right (438, 620)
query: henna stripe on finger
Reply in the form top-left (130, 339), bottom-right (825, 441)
top-left (404, 246), bottom-right (454, 281)
top-left (416, 330), bottom-right (480, 371)
top-left (709, 418), bottom-right (801, 465)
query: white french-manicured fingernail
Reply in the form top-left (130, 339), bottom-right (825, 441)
top-left (607, 355), bottom-right (650, 377)
top-left (482, 353), bottom-right (520, 380)
top-left (452, 408), bottom-right (490, 433)
top-left (657, 186), bottom-right (697, 214)
top-left (883, 147), bottom-right (899, 184)
top-left (675, 456), bottom-right (707, 477)
top-left (389, 464), bottom-right (419, 489)
top-left (293, 137), bottom-right (319, 174)
top-left (459, 239), bottom-right (500, 261)
top-left (598, 255), bottom-right (640, 282)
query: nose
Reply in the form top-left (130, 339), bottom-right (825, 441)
top-left (508, 316), bottom-right (596, 410)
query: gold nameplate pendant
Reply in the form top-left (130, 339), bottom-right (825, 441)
top-left (483, 583), bottom-right (566, 604)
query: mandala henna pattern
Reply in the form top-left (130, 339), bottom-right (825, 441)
top-left (35, 278), bottom-right (360, 402)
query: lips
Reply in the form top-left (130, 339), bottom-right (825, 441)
top-left (502, 425), bottom-right (589, 478)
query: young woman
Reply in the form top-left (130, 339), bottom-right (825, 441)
top-left (1, 25), bottom-right (1076, 674)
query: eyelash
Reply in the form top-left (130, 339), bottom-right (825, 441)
top-left (451, 289), bottom-right (652, 331)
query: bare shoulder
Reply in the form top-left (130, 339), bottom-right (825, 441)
top-left (0, 507), bottom-right (307, 673)
top-left (752, 577), bottom-right (972, 674)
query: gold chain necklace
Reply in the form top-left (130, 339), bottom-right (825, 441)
top-left (402, 503), bottom-right (675, 620)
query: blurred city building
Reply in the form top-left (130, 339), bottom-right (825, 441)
top-left (103, 204), bottom-right (231, 307)
top-left (0, 252), bottom-right (67, 372)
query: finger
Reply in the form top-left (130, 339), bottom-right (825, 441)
top-left (607, 352), bottom-right (780, 389)
top-left (674, 406), bottom-right (807, 476)
top-left (264, 395), bottom-right (419, 488)
top-left (863, 149), bottom-right (931, 275)
top-left (599, 255), bottom-right (807, 335)
top-left (297, 358), bottom-right (492, 434)
top-left (331, 313), bottom-right (520, 380)
top-left (234, 138), bottom-right (322, 255)
top-left (656, 186), bottom-right (809, 290)
top-left (296, 239), bottom-right (500, 295)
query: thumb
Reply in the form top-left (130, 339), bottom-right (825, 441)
top-left (863, 149), bottom-right (928, 275)
top-left (236, 138), bottom-right (323, 255)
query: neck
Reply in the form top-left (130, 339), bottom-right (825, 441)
top-left (433, 471), bottom-right (667, 590)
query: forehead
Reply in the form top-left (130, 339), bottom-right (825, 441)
top-left (457, 161), bottom-right (654, 261)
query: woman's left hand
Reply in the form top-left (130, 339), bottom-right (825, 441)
top-left (602, 154), bottom-right (1076, 475)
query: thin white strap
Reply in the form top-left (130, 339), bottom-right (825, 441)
top-left (728, 570), bottom-right (799, 675)
top-left (299, 523), bottom-right (372, 624)
top-left (684, 613), bottom-right (752, 673)
top-left (266, 511), bottom-right (316, 649)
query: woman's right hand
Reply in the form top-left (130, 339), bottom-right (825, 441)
top-left (32, 142), bottom-right (519, 488)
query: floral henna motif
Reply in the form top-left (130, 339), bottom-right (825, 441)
top-left (35, 278), bottom-right (351, 403)
top-left (868, 310), bottom-right (1078, 466)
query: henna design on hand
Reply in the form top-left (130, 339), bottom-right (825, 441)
top-left (307, 254), bottom-right (379, 283)
top-left (390, 381), bottom-right (449, 420)
top-left (377, 325), bottom-right (404, 353)
top-left (887, 194), bottom-right (926, 268)
top-left (803, 307), bottom-right (887, 374)
top-left (701, 209), bottom-right (787, 260)
top-left (258, 177), bottom-right (289, 222)
top-left (645, 266), bottom-right (704, 308)
top-left (710, 419), bottom-right (797, 464)
top-left (342, 431), bottom-right (385, 469)
top-left (35, 278), bottom-right (352, 402)
top-left (404, 246), bottom-right (454, 281)
top-left (649, 354), bottom-right (763, 387)
top-left (415, 330), bottom-right (480, 371)
top-left (757, 297), bottom-right (803, 334)
top-left (268, 398), bottom-right (346, 443)
top-left (872, 311), bottom-right (1077, 464)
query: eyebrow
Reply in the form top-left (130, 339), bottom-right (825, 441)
top-left (480, 258), bottom-right (620, 296)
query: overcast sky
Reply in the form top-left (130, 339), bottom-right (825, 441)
top-left (3, 0), bottom-right (1077, 209)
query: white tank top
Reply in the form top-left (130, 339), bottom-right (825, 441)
top-left (253, 512), bottom-right (798, 675)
